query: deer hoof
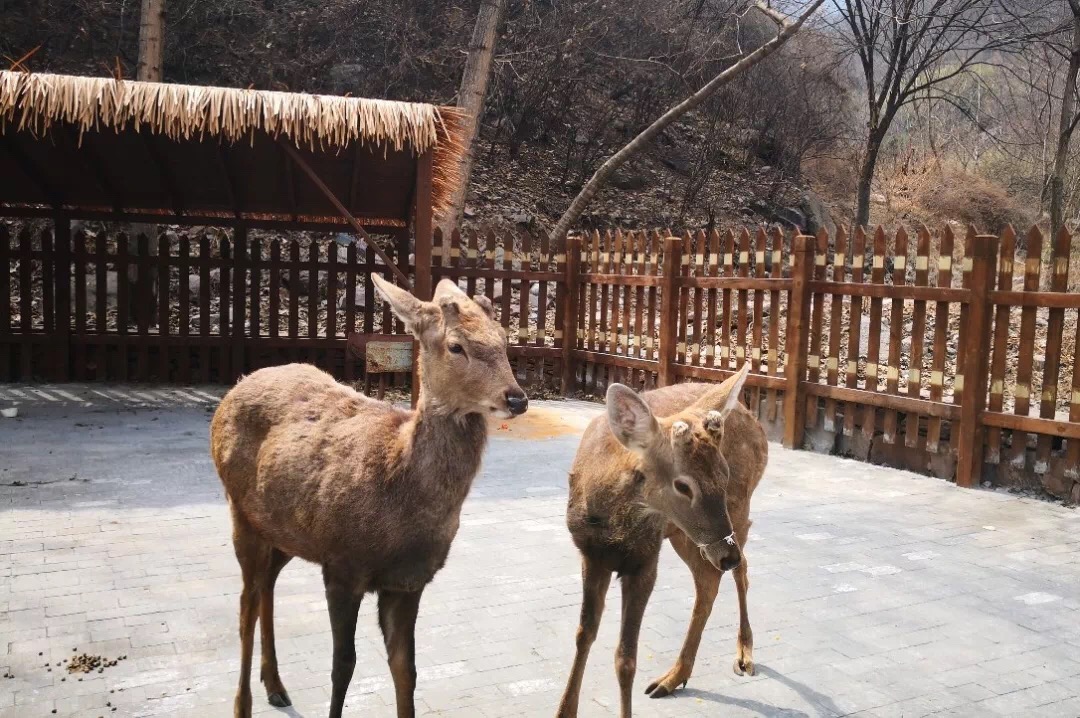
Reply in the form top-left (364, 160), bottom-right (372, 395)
top-left (645, 680), bottom-right (673, 698)
top-left (733, 657), bottom-right (755, 676)
top-left (267, 691), bottom-right (291, 708)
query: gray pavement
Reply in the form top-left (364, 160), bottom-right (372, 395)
top-left (1, 384), bottom-right (1079, 718)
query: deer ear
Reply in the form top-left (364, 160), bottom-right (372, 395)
top-left (472, 294), bottom-right (496, 320)
top-left (371, 275), bottom-right (440, 341)
top-left (606, 384), bottom-right (660, 454)
top-left (693, 361), bottom-right (750, 418)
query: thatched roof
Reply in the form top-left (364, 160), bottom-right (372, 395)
top-left (0, 71), bottom-right (468, 225)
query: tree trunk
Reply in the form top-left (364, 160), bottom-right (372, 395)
top-left (550, 0), bottom-right (825, 240)
top-left (442, 0), bottom-right (507, 233)
top-left (855, 133), bottom-right (882, 230)
top-left (137, 0), bottom-right (165, 82)
top-left (1051, 12), bottom-right (1080, 238)
top-left (132, 0), bottom-right (166, 328)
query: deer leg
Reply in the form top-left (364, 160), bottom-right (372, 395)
top-left (646, 531), bottom-right (720, 698)
top-left (732, 522), bottom-right (754, 677)
top-left (230, 515), bottom-right (266, 718)
top-left (325, 575), bottom-right (362, 718)
top-left (377, 589), bottom-right (424, 718)
top-left (556, 557), bottom-right (612, 718)
top-left (615, 566), bottom-right (657, 718)
top-left (259, 548), bottom-right (293, 707)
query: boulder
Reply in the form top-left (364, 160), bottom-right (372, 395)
top-left (799, 191), bottom-right (835, 236)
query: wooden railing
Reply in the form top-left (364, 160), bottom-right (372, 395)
top-left (3, 220), bottom-right (1078, 498)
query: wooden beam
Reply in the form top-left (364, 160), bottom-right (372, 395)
top-left (804, 383), bottom-right (960, 420)
top-left (783, 234), bottom-right (815, 449)
top-left (956, 234), bottom-right (998, 488)
top-left (990, 290), bottom-right (1080, 309)
top-left (279, 140), bottom-right (410, 288)
top-left (0, 134), bottom-right (63, 207)
top-left (142, 133), bottom-right (184, 215)
top-left (980, 410), bottom-right (1080, 440)
top-left (657, 235), bottom-right (682, 387)
top-left (809, 281), bottom-right (971, 303)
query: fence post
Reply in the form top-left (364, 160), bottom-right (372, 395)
top-left (956, 233), bottom-right (998, 488)
top-left (783, 234), bottom-right (815, 449)
top-left (657, 235), bottom-right (682, 388)
top-left (231, 226), bottom-right (247, 383)
top-left (53, 215), bottom-right (71, 381)
top-left (560, 234), bottom-right (580, 395)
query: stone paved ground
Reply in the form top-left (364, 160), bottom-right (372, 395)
top-left (1, 385), bottom-right (1079, 718)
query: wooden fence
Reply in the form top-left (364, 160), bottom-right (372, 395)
top-left (3, 220), bottom-right (1079, 498)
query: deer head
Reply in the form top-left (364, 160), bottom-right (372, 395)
top-left (371, 275), bottom-right (527, 418)
top-left (605, 363), bottom-right (750, 571)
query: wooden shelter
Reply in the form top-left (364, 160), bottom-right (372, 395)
top-left (1, 71), bottom-right (468, 397)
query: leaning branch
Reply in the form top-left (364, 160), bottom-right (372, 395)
top-left (550, 0), bottom-right (825, 240)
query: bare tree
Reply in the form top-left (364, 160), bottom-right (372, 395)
top-left (833, 0), bottom-right (1032, 228)
top-left (1051, 0), bottom-right (1080, 235)
top-left (444, 0), bottom-right (507, 233)
top-left (550, 0), bottom-right (827, 240)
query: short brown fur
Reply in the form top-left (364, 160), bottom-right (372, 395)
top-left (211, 276), bottom-right (526, 718)
top-left (557, 365), bottom-right (767, 717)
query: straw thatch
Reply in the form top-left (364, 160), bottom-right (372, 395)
top-left (0, 71), bottom-right (467, 218)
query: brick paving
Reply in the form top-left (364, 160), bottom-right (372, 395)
top-left (1, 385), bottom-right (1079, 718)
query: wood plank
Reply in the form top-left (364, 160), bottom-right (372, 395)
top-left (676, 362), bottom-right (786, 389)
top-left (587, 230), bottom-right (600, 393)
top-left (326, 238), bottom-right (337, 340)
top-left (1, 226), bottom-right (11, 380)
top-left (219, 237), bottom-right (232, 381)
top-left (199, 235), bottom-right (212, 382)
top-left (735, 228), bottom-right (751, 377)
top-left (231, 229), bottom-right (247, 380)
top-left (905, 226), bottom-right (930, 449)
top-left (621, 231), bottom-right (634, 386)
top-left (1009, 226), bottom-right (1043, 470)
top-left (308, 240), bottom-right (319, 341)
top-left (981, 410), bottom-right (1080, 441)
top-left (677, 231), bottom-right (692, 377)
top-left (53, 219), bottom-right (71, 381)
top-left (691, 230), bottom-right (706, 370)
top-left (951, 227), bottom-right (974, 454)
top-left (843, 226), bottom-right (866, 436)
top-left (560, 235), bottom-right (579, 394)
top-left (988, 290), bottom-right (1080, 309)
top-left (751, 227), bottom-right (767, 413)
top-left (536, 230), bottom-right (551, 385)
top-left (517, 231), bottom-right (532, 383)
top-left (825, 226), bottom-right (846, 432)
top-left (706, 229), bottom-right (720, 374)
top-left (115, 233), bottom-right (129, 381)
top-left (882, 227), bottom-right (908, 444)
top-left (862, 227), bottom-right (887, 438)
top-left (466, 228), bottom-right (479, 298)
top-left (269, 240), bottom-right (281, 340)
top-left (805, 229), bottom-right (828, 430)
top-left (645, 231), bottom-right (659, 389)
top-left (766, 226), bottom-right (783, 422)
top-left (609, 229), bottom-right (623, 385)
top-left (157, 234), bottom-right (170, 382)
top-left (807, 383), bottom-right (960, 420)
top-left (720, 229), bottom-right (734, 371)
top-left (985, 226), bottom-right (1016, 463)
top-left (134, 233), bottom-right (151, 380)
top-left (1035, 227), bottom-right (1070, 472)
top-left (632, 230), bottom-right (646, 388)
top-left (807, 282), bottom-right (969, 302)
top-left (72, 229), bottom-right (87, 381)
top-left (926, 226), bottom-right (955, 454)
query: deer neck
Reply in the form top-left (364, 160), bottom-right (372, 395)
top-left (401, 390), bottom-right (488, 501)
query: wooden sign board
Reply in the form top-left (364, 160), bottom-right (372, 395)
top-left (346, 333), bottom-right (414, 374)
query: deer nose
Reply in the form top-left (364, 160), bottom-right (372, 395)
top-left (506, 389), bottom-right (529, 416)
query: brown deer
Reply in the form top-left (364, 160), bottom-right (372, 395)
top-left (556, 363), bottom-right (767, 717)
top-left (210, 276), bottom-right (527, 718)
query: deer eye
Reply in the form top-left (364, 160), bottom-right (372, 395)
top-left (448, 343), bottom-right (464, 355)
top-left (673, 478), bottom-right (694, 500)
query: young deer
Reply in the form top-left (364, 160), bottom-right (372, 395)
top-left (210, 276), bottom-right (527, 718)
top-left (556, 363), bottom-right (766, 717)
